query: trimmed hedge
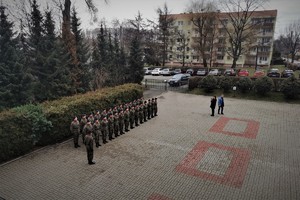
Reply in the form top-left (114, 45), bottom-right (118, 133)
top-left (0, 84), bottom-right (143, 163)
top-left (254, 76), bottom-right (274, 96)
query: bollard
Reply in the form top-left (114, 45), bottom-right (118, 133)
top-left (164, 80), bottom-right (167, 91)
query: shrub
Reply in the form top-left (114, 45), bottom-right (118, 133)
top-left (188, 76), bottom-right (203, 90)
top-left (219, 77), bottom-right (233, 92)
top-left (0, 84), bottom-right (143, 163)
top-left (237, 77), bottom-right (253, 93)
top-left (201, 75), bottom-right (217, 93)
top-left (281, 76), bottom-right (300, 99)
top-left (254, 76), bottom-right (274, 96)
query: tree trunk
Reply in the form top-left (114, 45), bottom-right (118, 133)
top-left (231, 58), bottom-right (237, 68)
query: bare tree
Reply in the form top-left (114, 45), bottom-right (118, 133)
top-left (157, 3), bottom-right (175, 66)
top-left (174, 29), bottom-right (189, 67)
top-left (219, 0), bottom-right (267, 68)
top-left (280, 19), bottom-right (300, 64)
top-left (186, 0), bottom-right (218, 68)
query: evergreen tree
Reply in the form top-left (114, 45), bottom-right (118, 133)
top-left (0, 5), bottom-right (30, 109)
top-left (97, 23), bottom-right (108, 68)
top-left (128, 35), bottom-right (144, 84)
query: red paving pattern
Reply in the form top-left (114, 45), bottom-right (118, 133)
top-left (209, 116), bottom-right (260, 139)
top-left (176, 141), bottom-right (251, 188)
top-left (148, 194), bottom-right (172, 200)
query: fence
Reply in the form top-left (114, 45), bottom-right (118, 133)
top-left (143, 79), bottom-right (188, 92)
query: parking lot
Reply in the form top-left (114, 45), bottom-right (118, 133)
top-left (0, 91), bottom-right (300, 199)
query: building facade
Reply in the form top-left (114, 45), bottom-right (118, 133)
top-left (165, 10), bottom-right (277, 68)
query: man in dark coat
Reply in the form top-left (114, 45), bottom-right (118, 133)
top-left (210, 96), bottom-right (217, 116)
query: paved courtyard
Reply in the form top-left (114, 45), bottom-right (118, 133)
top-left (0, 91), bottom-right (300, 200)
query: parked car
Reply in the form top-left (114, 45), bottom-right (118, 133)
top-left (186, 68), bottom-right (195, 76)
top-left (161, 68), bottom-right (174, 76)
top-left (267, 68), bottom-right (280, 78)
top-left (196, 68), bottom-right (208, 76)
top-left (168, 74), bottom-right (190, 87)
top-left (281, 69), bottom-right (294, 78)
top-left (253, 70), bottom-right (265, 78)
top-left (224, 69), bottom-right (236, 76)
top-left (238, 69), bottom-right (249, 77)
top-left (208, 68), bottom-right (222, 76)
top-left (151, 68), bottom-right (161, 76)
top-left (174, 68), bottom-right (182, 74)
top-left (144, 67), bottom-right (153, 75)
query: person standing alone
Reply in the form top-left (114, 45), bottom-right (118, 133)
top-left (218, 95), bottom-right (224, 115)
top-left (84, 131), bottom-right (95, 165)
top-left (210, 96), bottom-right (217, 116)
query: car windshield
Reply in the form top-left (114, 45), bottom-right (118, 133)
top-left (172, 74), bottom-right (182, 79)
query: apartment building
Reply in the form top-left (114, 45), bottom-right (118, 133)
top-left (166, 10), bottom-right (277, 68)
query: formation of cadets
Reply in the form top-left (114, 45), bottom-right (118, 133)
top-left (70, 97), bottom-right (158, 164)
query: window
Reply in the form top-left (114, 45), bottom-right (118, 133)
top-left (170, 47), bottom-right (172, 50)
top-left (177, 47), bottom-right (182, 51)
top-left (218, 39), bottom-right (224, 44)
top-left (177, 38), bottom-right (183, 42)
top-left (227, 56), bottom-right (231, 60)
top-left (177, 55), bottom-right (183, 59)
top-left (262, 38), bottom-right (271, 43)
top-left (260, 47), bottom-right (270, 52)
top-left (188, 21), bottom-right (191, 25)
top-left (169, 55), bottom-right (173, 59)
top-left (178, 21), bottom-right (184, 25)
top-left (187, 47), bottom-right (190, 51)
top-left (259, 57), bottom-right (267, 61)
top-left (218, 47), bottom-right (225, 52)
top-left (264, 18), bottom-right (273, 23)
top-left (217, 55), bottom-right (224, 60)
top-left (186, 55), bottom-right (189, 59)
top-left (193, 56), bottom-right (199, 60)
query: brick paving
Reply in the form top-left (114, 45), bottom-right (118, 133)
top-left (0, 91), bottom-right (300, 200)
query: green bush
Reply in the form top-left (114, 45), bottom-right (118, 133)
top-left (281, 76), bottom-right (300, 99)
top-left (0, 84), bottom-right (143, 163)
top-left (201, 75), bottom-right (217, 93)
top-left (219, 77), bottom-right (233, 92)
top-left (188, 77), bottom-right (203, 90)
top-left (254, 76), bottom-right (274, 96)
top-left (237, 77), bottom-right (253, 93)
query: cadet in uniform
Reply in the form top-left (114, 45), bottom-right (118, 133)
top-left (83, 121), bottom-right (93, 143)
top-left (70, 117), bottom-right (81, 148)
top-left (93, 119), bottom-right (101, 148)
top-left (119, 110), bottom-right (125, 135)
top-left (108, 114), bottom-right (115, 140)
top-left (151, 98), bottom-right (155, 117)
top-left (94, 111), bottom-right (101, 121)
top-left (129, 107), bottom-right (135, 129)
top-left (124, 108), bottom-right (130, 132)
top-left (143, 101), bottom-right (148, 122)
top-left (101, 109), bottom-right (107, 120)
top-left (87, 114), bottom-right (94, 124)
top-left (80, 114), bottom-right (87, 143)
top-left (114, 113), bottom-right (119, 138)
top-left (154, 98), bottom-right (158, 116)
top-left (139, 104), bottom-right (144, 124)
top-left (84, 131), bottom-right (95, 165)
top-left (147, 99), bottom-right (152, 119)
top-left (101, 117), bottom-right (108, 144)
top-left (134, 105), bottom-right (139, 127)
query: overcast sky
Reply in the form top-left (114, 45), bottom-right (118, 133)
top-left (73, 0), bottom-right (300, 38)
top-left (3, 0), bottom-right (300, 38)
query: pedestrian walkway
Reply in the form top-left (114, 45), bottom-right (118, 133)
top-left (0, 91), bottom-right (299, 200)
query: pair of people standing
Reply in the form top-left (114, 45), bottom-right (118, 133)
top-left (210, 95), bottom-right (224, 116)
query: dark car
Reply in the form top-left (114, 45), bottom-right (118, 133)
top-left (168, 74), bottom-right (189, 87)
top-left (267, 68), bottom-right (280, 78)
top-left (281, 69), bottom-right (294, 78)
top-left (224, 69), bottom-right (236, 76)
top-left (196, 68), bottom-right (208, 76)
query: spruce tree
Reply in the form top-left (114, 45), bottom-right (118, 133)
top-left (128, 35), bottom-right (144, 84)
top-left (0, 5), bottom-right (24, 109)
top-left (71, 7), bottom-right (91, 92)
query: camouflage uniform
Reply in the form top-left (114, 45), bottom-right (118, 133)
top-left (80, 116), bottom-right (87, 143)
top-left (101, 110), bottom-right (108, 120)
top-left (94, 112), bottom-right (101, 122)
top-left (101, 118), bottom-right (108, 144)
top-left (129, 107), bottom-right (135, 129)
top-left (93, 120), bottom-right (101, 147)
top-left (119, 111), bottom-right (125, 134)
top-left (139, 104), bottom-right (144, 124)
top-left (143, 101), bottom-right (148, 122)
top-left (151, 98), bottom-right (155, 117)
top-left (108, 115), bottom-right (114, 140)
top-left (70, 118), bottom-right (80, 148)
top-left (82, 122), bottom-right (93, 143)
top-left (87, 114), bottom-right (94, 124)
top-left (134, 106), bottom-right (139, 126)
top-left (84, 132), bottom-right (95, 165)
top-left (124, 109), bottom-right (130, 131)
top-left (114, 113), bottom-right (119, 137)
top-left (147, 99), bottom-right (152, 119)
